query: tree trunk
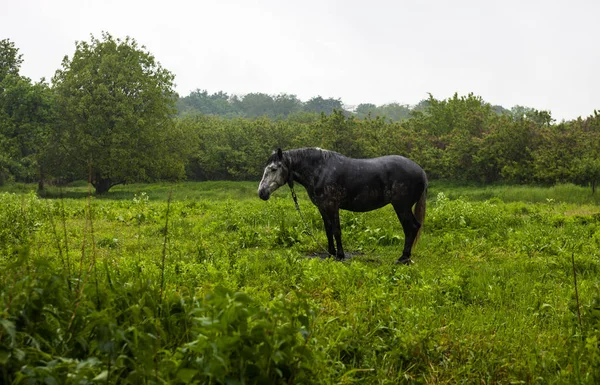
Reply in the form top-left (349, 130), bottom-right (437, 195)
top-left (37, 165), bottom-right (45, 194)
top-left (93, 177), bottom-right (112, 194)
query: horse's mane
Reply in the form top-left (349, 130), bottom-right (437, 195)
top-left (265, 147), bottom-right (343, 166)
top-left (287, 147), bottom-right (344, 164)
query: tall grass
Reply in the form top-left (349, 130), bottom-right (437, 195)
top-left (1, 182), bottom-right (600, 383)
top-left (431, 181), bottom-right (600, 205)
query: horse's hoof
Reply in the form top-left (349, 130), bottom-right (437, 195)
top-left (395, 257), bottom-right (412, 265)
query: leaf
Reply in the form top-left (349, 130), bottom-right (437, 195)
top-left (104, 259), bottom-right (114, 291)
top-left (0, 349), bottom-right (10, 365)
top-left (93, 370), bottom-right (108, 381)
top-left (177, 368), bottom-right (199, 382)
top-left (0, 319), bottom-right (16, 341)
top-left (233, 292), bottom-right (252, 304)
top-left (44, 376), bottom-right (59, 385)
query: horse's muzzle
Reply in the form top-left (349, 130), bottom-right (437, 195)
top-left (258, 189), bottom-right (270, 201)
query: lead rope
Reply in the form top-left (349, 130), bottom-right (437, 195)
top-left (289, 184), bottom-right (330, 255)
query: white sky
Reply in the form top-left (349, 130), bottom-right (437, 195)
top-left (3, 0), bottom-right (599, 120)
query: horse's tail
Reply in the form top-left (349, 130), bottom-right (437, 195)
top-left (413, 184), bottom-right (427, 246)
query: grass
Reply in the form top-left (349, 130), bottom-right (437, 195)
top-left (431, 181), bottom-right (600, 205)
top-left (1, 181), bottom-right (600, 383)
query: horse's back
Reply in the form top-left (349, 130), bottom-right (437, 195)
top-left (336, 154), bottom-right (427, 211)
top-left (354, 155), bottom-right (426, 186)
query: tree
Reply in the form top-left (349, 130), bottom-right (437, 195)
top-left (272, 93), bottom-right (302, 118)
top-left (52, 32), bottom-right (185, 193)
top-left (531, 123), bottom-right (582, 184)
top-left (303, 96), bottom-right (344, 115)
top-left (0, 77), bottom-right (55, 185)
top-left (474, 117), bottom-right (538, 183)
top-left (0, 39), bottom-right (23, 82)
top-left (176, 89), bottom-right (239, 117)
top-left (0, 39), bottom-right (54, 187)
top-left (510, 105), bottom-right (554, 126)
top-left (234, 93), bottom-right (275, 118)
top-left (355, 103), bottom-right (377, 119)
top-left (573, 156), bottom-right (600, 194)
top-left (317, 110), bottom-right (362, 157)
top-left (376, 103), bottom-right (411, 122)
top-left (570, 112), bottom-right (600, 193)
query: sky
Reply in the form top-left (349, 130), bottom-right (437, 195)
top-left (3, 0), bottom-right (599, 121)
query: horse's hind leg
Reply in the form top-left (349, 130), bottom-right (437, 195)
top-left (318, 208), bottom-right (336, 257)
top-left (331, 210), bottom-right (345, 260)
top-left (392, 203), bottom-right (421, 264)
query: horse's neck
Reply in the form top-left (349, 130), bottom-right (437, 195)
top-left (288, 149), bottom-right (324, 187)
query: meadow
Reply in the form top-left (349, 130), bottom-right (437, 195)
top-left (1, 181), bottom-right (600, 384)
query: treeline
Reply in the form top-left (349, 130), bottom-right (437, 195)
top-left (179, 95), bottom-right (600, 192)
top-left (1, 35), bottom-right (599, 194)
top-left (177, 91), bottom-right (348, 119)
top-left (177, 89), bottom-right (514, 122)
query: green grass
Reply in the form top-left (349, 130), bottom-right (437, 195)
top-left (1, 181), bottom-right (600, 383)
top-left (430, 181), bottom-right (600, 205)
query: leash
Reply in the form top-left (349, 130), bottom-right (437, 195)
top-left (288, 182), bottom-right (331, 255)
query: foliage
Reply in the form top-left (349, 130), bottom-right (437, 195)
top-left (176, 89), bottom-right (240, 117)
top-left (51, 32), bottom-right (186, 193)
top-left (3, 37), bottom-right (600, 192)
top-left (355, 102), bottom-right (412, 121)
top-left (302, 96), bottom-right (344, 115)
top-left (0, 39), bottom-right (55, 186)
top-left (178, 91), bottom-right (331, 120)
top-left (0, 39), bottom-right (23, 82)
top-left (1, 181), bottom-right (600, 383)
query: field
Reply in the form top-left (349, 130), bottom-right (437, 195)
top-left (1, 181), bottom-right (600, 384)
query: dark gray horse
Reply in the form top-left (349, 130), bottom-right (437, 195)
top-left (258, 148), bottom-right (427, 264)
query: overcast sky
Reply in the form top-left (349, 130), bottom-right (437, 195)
top-left (3, 0), bottom-right (599, 120)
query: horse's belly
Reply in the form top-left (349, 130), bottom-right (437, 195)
top-left (340, 189), bottom-right (389, 212)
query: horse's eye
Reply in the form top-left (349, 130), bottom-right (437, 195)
top-left (269, 165), bottom-right (279, 171)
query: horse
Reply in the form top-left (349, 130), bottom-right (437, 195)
top-left (257, 147), bottom-right (428, 264)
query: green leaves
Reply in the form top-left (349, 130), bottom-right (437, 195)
top-left (3, 179), bottom-right (600, 383)
top-left (51, 32), bottom-right (184, 193)
top-left (174, 287), bottom-right (318, 384)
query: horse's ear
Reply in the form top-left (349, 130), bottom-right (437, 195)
top-left (277, 148), bottom-right (283, 160)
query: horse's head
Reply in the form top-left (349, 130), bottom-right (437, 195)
top-left (258, 148), bottom-right (290, 200)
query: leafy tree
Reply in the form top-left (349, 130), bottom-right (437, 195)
top-left (303, 96), bottom-right (344, 115)
top-left (510, 105), bottom-right (554, 126)
top-left (411, 99), bottom-right (431, 113)
top-left (491, 104), bottom-right (510, 116)
top-left (176, 89), bottom-right (239, 117)
top-left (569, 112), bottom-right (600, 193)
top-left (272, 93), bottom-right (302, 118)
top-left (0, 77), bottom-right (55, 185)
top-left (356, 103), bottom-right (413, 122)
top-left (354, 116), bottom-right (413, 158)
top-left (376, 103), bottom-right (412, 122)
top-left (355, 103), bottom-right (377, 119)
top-left (316, 110), bottom-right (362, 157)
top-left (0, 39), bottom-right (23, 82)
top-left (417, 93), bottom-right (492, 137)
top-left (232, 93), bottom-right (275, 118)
top-left (52, 32), bottom-right (186, 193)
top-left (573, 156), bottom-right (600, 194)
top-left (443, 129), bottom-right (481, 181)
top-left (0, 39), bottom-right (54, 186)
top-left (532, 123), bottom-right (582, 184)
top-left (474, 116), bottom-right (538, 183)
